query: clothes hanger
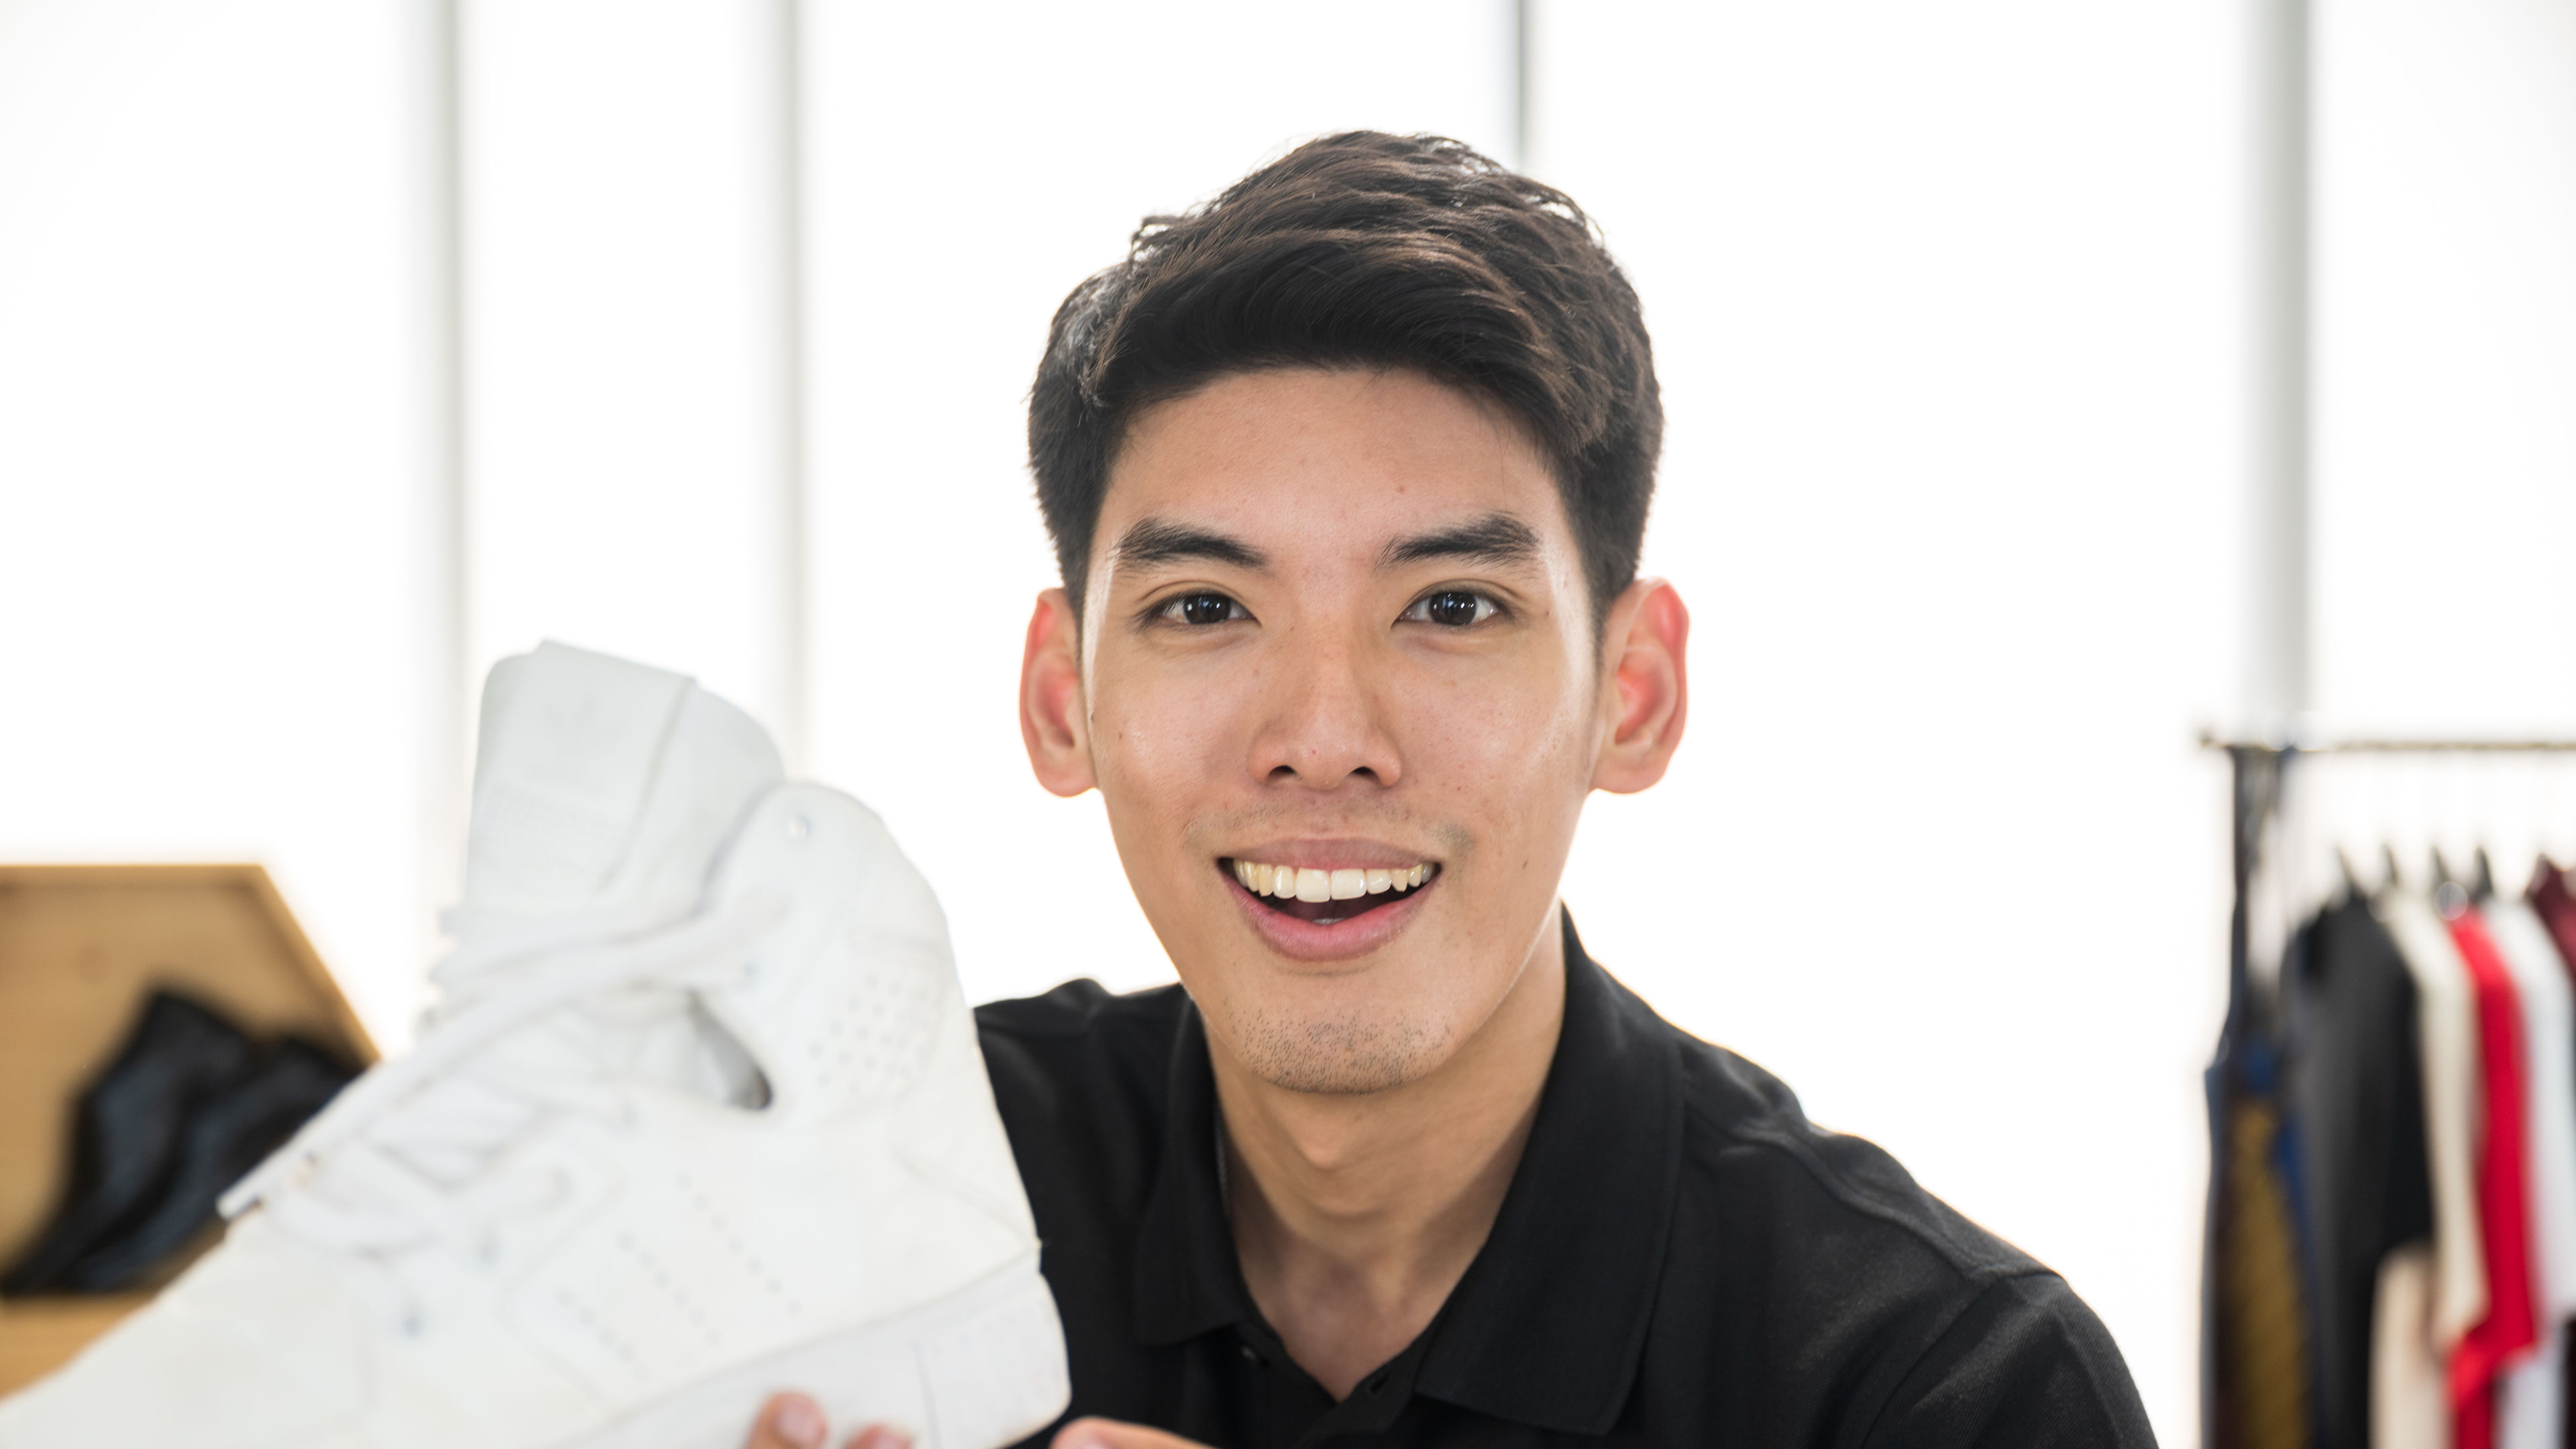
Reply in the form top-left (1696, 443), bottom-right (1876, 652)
top-left (2431, 848), bottom-right (2469, 920)
top-left (2472, 847), bottom-right (2498, 903)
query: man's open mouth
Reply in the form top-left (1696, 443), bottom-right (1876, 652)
top-left (1221, 858), bottom-right (1440, 926)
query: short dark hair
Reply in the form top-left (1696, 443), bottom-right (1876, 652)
top-left (1028, 131), bottom-right (1662, 627)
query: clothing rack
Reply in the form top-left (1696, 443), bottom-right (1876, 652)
top-left (2202, 735), bottom-right (2576, 1004)
top-left (2200, 733), bottom-right (2576, 1449)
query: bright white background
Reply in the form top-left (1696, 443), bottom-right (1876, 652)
top-left (5, 3), bottom-right (2576, 1442)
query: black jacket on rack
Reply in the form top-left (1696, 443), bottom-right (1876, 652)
top-left (2285, 897), bottom-right (2436, 1449)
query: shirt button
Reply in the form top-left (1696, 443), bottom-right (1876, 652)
top-left (1239, 1342), bottom-right (1264, 1366)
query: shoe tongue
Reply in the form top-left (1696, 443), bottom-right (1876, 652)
top-left (411, 643), bottom-right (785, 1149)
top-left (461, 641), bottom-right (783, 926)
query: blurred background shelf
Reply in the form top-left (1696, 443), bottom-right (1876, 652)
top-left (0, 865), bottom-right (375, 1395)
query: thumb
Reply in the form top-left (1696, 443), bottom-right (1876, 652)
top-left (743, 1394), bottom-right (914, 1449)
top-left (745, 1393), bottom-right (830, 1449)
top-left (1050, 1416), bottom-right (1213, 1449)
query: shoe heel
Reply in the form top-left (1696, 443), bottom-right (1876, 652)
top-left (910, 1263), bottom-right (1070, 1449)
top-left (568, 1258), bottom-right (1067, 1449)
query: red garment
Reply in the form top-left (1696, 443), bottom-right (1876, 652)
top-left (2532, 861), bottom-right (2576, 976)
top-left (2447, 906), bottom-right (2540, 1449)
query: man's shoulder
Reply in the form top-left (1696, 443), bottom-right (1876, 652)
top-left (1635, 1020), bottom-right (2151, 1444)
top-left (1668, 1030), bottom-right (2040, 1285)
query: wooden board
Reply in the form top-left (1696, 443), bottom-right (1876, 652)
top-left (0, 864), bottom-right (376, 1393)
top-left (0, 1295), bottom-right (148, 1395)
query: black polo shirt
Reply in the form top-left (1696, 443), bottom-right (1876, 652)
top-left (974, 915), bottom-right (2156, 1447)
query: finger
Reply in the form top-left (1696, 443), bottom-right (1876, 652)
top-left (845, 1427), bottom-right (914, 1449)
top-left (745, 1392), bottom-right (830, 1449)
top-left (1051, 1415), bottom-right (1212, 1449)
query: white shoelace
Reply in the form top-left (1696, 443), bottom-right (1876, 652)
top-left (217, 894), bottom-right (786, 1316)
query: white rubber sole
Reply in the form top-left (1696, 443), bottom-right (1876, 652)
top-left (557, 1256), bottom-right (1069, 1449)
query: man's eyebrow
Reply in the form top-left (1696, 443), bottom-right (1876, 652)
top-left (1112, 518), bottom-right (1269, 572)
top-left (1379, 511), bottom-right (1544, 570)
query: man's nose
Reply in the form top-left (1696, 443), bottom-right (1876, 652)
top-left (1246, 633), bottom-right (1402, 792)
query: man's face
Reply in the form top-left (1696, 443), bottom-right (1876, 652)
top-left (1045, 367), bottom-right (1615, 1093)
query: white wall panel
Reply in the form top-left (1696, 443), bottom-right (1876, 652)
top-left (462, 0), bottom-right (792, 741)
top-left (0, 0), bottom-right (433, 1043)
top-left (2312, 0), bottom-right (2576, 736)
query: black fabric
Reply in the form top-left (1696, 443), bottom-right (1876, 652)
top-left (2282, 898), bottom-right (2433, 1449)
top-left (977, 914), bottom-right (2155, 1448)
top-left (2, 990), bottom-right (255, 1295)
top-left (64, 1034), bottom-right (356, 1291)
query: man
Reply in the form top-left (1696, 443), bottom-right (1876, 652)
top-left (750, 132), bottom-right (2153, 1448)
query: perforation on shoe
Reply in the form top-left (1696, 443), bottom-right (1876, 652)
top-left (554, 1284), bottom-right (647, 1377)
top-left (612, 1230), bottom-right (726, 1352)
top-left (676, 1170), bottom-right (802, 1316)
top-left (803, 928), bottom-right (945, 1102)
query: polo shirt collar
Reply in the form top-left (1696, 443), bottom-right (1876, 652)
top-left (1130, 997), bottom-right (1252, 1342)
top-left (1129, 911), bottom-right (1688, 1437)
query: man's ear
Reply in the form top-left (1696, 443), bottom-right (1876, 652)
top-left (1020, 587), bottom-right (1097, 798)
top-left (1591, 577), bottom-right (1690, 794)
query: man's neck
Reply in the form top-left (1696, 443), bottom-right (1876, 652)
top-left (1210, 908), bottom-right (1569, 1401)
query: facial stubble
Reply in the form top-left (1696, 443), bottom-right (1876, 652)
top-left (1228, 1002), bottom-right (1456, 1095)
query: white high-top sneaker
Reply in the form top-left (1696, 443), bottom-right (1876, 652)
top-left (0, 643), bottom-right (1069, 1449)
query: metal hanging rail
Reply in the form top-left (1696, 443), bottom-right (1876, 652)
top-left (2202, 730), bottom-right (2576, 1033)
top-left (2200, 733), bottom-right (2576, 755)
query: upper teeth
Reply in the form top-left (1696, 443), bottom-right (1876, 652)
top-left (1232, 861), bottom-right (1434, 901)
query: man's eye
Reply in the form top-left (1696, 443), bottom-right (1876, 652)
top-left (1402, 590), bottom-right (1499, 628)
top-left (1159, 592), bottom-right (1244, 626)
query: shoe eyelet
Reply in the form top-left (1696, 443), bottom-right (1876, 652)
top-left (786, 814), bottom-right (812, 843)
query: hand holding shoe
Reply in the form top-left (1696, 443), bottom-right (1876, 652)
top-left (741, 1393), bottom-right (909, 1449)
top-left (743, 1395), bottom-right (1213, 1449)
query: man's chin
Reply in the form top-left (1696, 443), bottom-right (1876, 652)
top-left (1220, 1004), bottom-right (1456, 1096)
